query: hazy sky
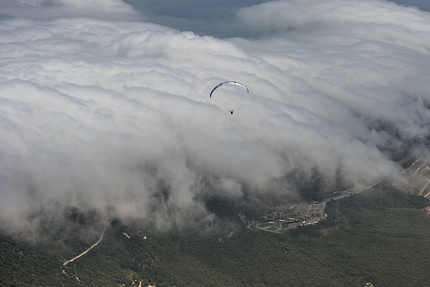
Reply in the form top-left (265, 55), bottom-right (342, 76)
top-left (122, 0), bottom-right (430, 37)
top-left (389, 0), bottom-right (430, 12)
top-left (1, 0), bottom-right (430, 239)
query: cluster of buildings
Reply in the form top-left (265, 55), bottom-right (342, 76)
top-left (246, 201), bottom-right (327, 232)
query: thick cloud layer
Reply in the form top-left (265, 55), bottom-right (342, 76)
top-left (1, 0), bottom-right (430, 239)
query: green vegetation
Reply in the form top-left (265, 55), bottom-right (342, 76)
top-left (1, 186), bottom-right (430, 286)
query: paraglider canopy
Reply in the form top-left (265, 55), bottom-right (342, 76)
top-left (209, 81), bottom-right (249, 98)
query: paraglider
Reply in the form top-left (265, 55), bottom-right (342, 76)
top-left (209, 81), bottom-right (249, 114)
top-left (209, 81), bottom-right (249, 98)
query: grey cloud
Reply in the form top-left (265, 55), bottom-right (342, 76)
top-left (1, 0), bottom-right (430, 240)
top-left (122, 0), bottom-right (272, 37)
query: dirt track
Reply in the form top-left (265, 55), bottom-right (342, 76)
top-left (63, 226), bottom-right (106, 266)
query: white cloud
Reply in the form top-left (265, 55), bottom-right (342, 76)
top-left (0, 0), bottom-right (430, 239)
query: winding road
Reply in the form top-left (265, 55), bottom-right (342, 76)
top-left (63, 226), bottom-right (106, 266)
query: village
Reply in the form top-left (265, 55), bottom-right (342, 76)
top-left (240, 199), bottom-right (329, 233)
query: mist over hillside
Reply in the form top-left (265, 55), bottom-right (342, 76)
top-left (1, 0), bottom-right (430, 241)
top-left (1, 187), bottom-right (429, 286)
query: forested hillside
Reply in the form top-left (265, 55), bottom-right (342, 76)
top-left (1, 187), bottom-right (429, 287)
